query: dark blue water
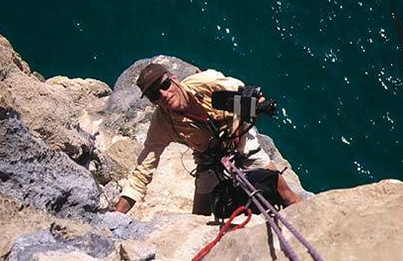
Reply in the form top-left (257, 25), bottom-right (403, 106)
top-left (1, 0), bottom-right (402, 193)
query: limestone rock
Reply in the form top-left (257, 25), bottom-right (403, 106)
top-left (32, 251), bottom-right (100, 261)
top-left (0, 193), bottom-right (98, 259)
top-left (90, 212), bottom-right (156, 240)
top-left (0, 33), bottom-right (90, 160)
top-left (128, 142), bottom-right (196, 221)
top-left (205, 179), bottom-right (403, 261)
top-left (0, 109), bottom-right (100, 221)
top-left (0, 81), bottom-right (13, 110)
top-left (45, 76), bottom-right (111, 112)
top-left (0, 35), bottom-right (30, 74)
top-left (118, 240), bottom-right (156, 261)
top-left (0, 193), bottom-right (229, 261)
top-left (45, 76), bottom-right (111, 137)
top-left (0, 32), bottom-right (142, 190)
top-left (6, 229), bottom-right (115, 261)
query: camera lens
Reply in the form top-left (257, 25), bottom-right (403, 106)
top-left (257, 100), bottom-right (276, 116)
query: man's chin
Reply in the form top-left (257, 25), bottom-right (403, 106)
top-left (167, 104), bottom-right (179, 111)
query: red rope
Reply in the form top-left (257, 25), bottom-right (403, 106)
top-left (192, 206), bottom-right (252, 261)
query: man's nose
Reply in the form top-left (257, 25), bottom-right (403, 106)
top-left (159, 88), bottom-right (169, 98)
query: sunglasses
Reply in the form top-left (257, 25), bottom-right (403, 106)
top-left (145, 77), bottom-right (172, 102)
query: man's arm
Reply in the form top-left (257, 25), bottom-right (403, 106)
top-left (115, 108), bottom-right (174, 213)
top-left (115, 145), bottom-right (165, 213)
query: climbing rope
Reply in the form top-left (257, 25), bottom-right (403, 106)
top-left (192, 206), bottom-right (252, 261)
top-left (192, 159), bottom-right (323, 261)
top-left (231, 162), bottom-right (324, 261)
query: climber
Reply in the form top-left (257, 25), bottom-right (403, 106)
top-left (114, 63), bottom-right (301, 214)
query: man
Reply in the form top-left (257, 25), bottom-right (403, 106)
top-left (115, 63), bottom-right (300, 214)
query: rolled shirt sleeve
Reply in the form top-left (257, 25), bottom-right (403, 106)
top-left (121, 108), bottom-right (174, 202)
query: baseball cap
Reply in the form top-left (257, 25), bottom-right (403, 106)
top-left (137, 63), bottom-right (169, 98)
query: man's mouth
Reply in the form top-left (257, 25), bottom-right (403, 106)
top-left (166, 96), bottom-right (174, 105)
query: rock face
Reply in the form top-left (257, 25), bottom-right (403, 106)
top-left (0, 191), bottom-right (220, 261)
top-left (0, 31), bottom-right (402, 261)
top-left (0, 109), bottom-right (100, 221)
top-left (0, 35), bottom-right (90, 160)
top-left (205, 179), bottom-right (403, 261)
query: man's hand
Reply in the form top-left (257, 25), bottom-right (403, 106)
top-left (114, 196), bottom-right (136, 214)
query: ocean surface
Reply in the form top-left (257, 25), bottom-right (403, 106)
top-left (1, 1), bottom-right (402, 193)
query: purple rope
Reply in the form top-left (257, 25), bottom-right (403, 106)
top-left (234, 174), bottom-right (301, 261)
top-left (231, 164), bottom-right (324, 261)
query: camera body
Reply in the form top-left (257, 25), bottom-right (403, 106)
top-left (212, 86), bottom-right (276, 122)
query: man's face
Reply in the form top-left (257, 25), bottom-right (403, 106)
top-left (154, 74), bottom-right (188, 111)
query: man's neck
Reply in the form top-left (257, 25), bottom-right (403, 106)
top-left (183, 95), bottom-right (209, 123)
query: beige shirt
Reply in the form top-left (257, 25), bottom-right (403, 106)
top-left (121, 69), bottom-right (244, 202)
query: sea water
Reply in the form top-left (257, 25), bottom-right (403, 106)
top-left (1, 0), bottom-right (402, 193)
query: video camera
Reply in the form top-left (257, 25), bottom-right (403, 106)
top-left (212, 86), bottom-right (277, 122)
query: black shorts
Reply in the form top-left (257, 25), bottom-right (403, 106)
top-left (211, 168), bottom-right (282, 218)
